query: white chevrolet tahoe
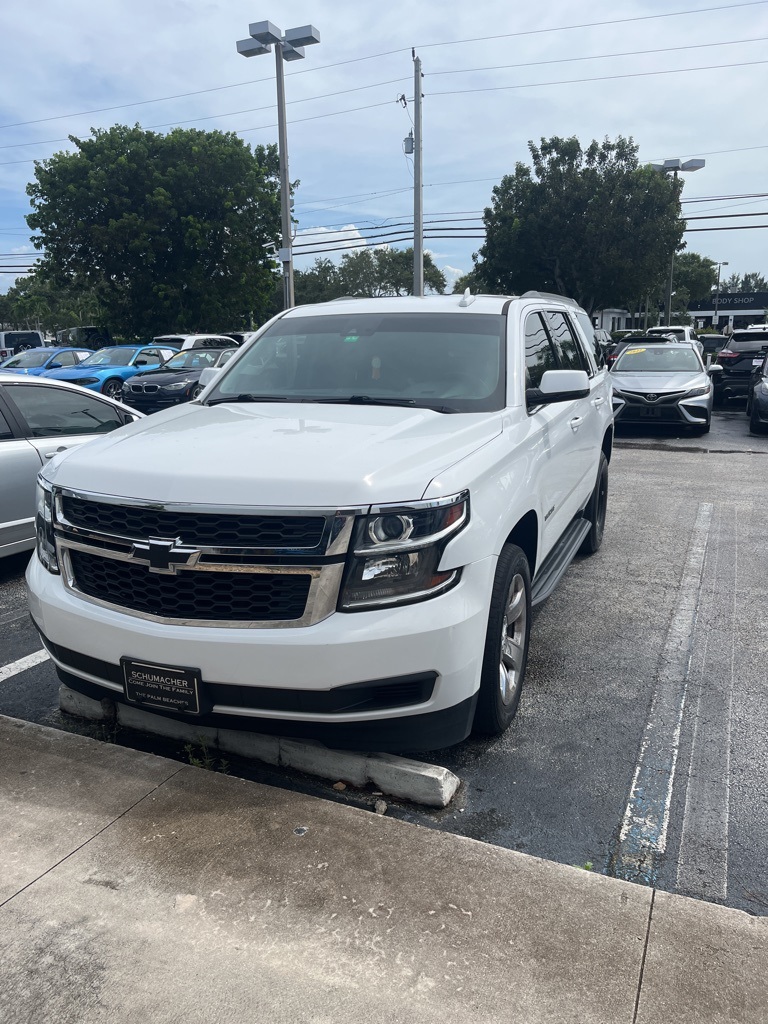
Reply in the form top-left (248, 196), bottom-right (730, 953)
top-left (27, 293), bottom-right (613, 751)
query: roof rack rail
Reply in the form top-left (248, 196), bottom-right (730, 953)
top-left (521, 290), bottom-right (578, 305)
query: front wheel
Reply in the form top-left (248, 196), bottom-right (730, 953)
top-left (579, 452), bottom-right (609, 555)
top-left (190, 383), bottom-right (204, 400)
top-left (473, 544), bottom-right (531, 737)
top-left (102, 377), bottom-right (123, 400)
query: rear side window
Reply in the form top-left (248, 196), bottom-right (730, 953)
top-left (5, 384), bottom-right (124, 437)
top-left (544, 311), bottom-right (588, 373)
top-left (524, 313), bottom-right (558, 388)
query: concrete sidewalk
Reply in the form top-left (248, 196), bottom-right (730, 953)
top-left (0, 715), bottom-right (765, 1024)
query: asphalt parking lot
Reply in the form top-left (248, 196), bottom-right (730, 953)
top-left (1, 401), bottom-right (766, 917)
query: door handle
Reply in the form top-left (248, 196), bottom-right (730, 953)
top-left (569, 416), bottom-right (583, 432)
top-left (592, 396), bottom-right (605, 406)
top-left (45, 447), bottom-right (68, 459)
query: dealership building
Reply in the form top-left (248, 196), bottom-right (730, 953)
top-left (687, 292), bottom-right (768, 330)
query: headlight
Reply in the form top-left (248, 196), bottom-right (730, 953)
top-left (35, 477), bottom-right (59, 574)
top-left (163, 380), bottom-right (192, 391)
top-left (686, 384), bottom-right (711, 398)
top-left (339, 494), bottom-right (468, 610)
top-left (78, 377), bottom-right (100, 385)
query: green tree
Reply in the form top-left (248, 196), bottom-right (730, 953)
top-left (294, 247), bottom-right (445, 303)
top-left (721, 271), bottom-right (768, 293)
top-left (475, 136), bottom-right (684, 314)
top-left (451, 269), bottom-right (483, 294)
top-left (26, 124), bottom-right (282, 336)
top-left (294, 257), bottom-right (344, 305)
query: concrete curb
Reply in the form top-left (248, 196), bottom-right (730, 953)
top-left (59, 684), bottom-right (460, 808)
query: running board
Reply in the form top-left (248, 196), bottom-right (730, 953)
top-left (531, 518), bottom-right (591, 608)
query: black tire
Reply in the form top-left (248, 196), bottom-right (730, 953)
top-left (698, 419), bottom-right (711, 435)
top-left (578, 452), bottom-right (609, 556)
top-left (102, 377), bottom-right (123, 400)
top-left (750, 404), bottom-right (766, 434)
top-left (472, 544), bottom-right (531, 737)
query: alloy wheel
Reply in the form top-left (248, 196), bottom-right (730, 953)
top-left (498, 573), bottom-right (527, 705)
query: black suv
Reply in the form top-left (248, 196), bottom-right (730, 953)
top-left (714, 328), bottom-right (768, 404)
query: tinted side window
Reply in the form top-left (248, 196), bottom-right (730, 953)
top-left (544, 311), bottom-right (587, 372)
top-left (0, 406), bottom-right (13, 440)
top-left (525, 313), bottom-right (558, 389)
top-left (55, 350), bottom-right (78, 367)
top-left (6, 385), bottom-right (123, 437)
top-left (572, 311), bottom-right (601, 373)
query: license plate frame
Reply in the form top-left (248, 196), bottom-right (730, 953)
top-left (122, 658), bottom-right (202, 715)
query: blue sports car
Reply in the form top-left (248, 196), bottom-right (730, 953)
top-left (0, 346), bottom-right (94, 376)
top-left (41, 344), bottom-right (179, 399)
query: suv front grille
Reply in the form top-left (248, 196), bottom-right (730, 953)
top-left (61, 495), bottom-right (326, 549)
top-left (69, 550), bottom-right (311, 622)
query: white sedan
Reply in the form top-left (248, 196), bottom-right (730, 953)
top-left (0, 373), bottom-right (143, 559)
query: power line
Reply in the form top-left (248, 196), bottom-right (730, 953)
top-left (428, 35), bottom-right (768, 77)
top-left (0, 2), bottom-right (761, 134)
top-left (428, 57), bottom-right (768, 100)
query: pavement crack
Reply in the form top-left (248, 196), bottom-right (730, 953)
top-left (632, 888), bottom-right (656, 1024)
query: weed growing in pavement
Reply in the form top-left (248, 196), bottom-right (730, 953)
top-left (577, 861), bottom-right (594, 872)
top-left (183, 739), bottom-right (230, 774)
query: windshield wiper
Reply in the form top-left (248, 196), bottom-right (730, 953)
top-left (207, 394), bottom-right (291, 405)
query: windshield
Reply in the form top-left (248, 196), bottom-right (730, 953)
top-left (206, 312), bottom-right (506, 413)
top-left (614, 346), bottom-right (703, 373)
top-left (80, 347), bottom-right (138, 367)
top-left (1, 350), bottom-right (51, 368)
top-left (163, 351), bottom-right (221, 370)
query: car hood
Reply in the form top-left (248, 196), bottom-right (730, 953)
top-left (131, 367), bottom-right (204, 384)
top-left (43, 402), bottom-right (503, 507)
top-left (41, 365), bottom-right (116, 380)
top-left (610, 371), bottom-right (707, 392)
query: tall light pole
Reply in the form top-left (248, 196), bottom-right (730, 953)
top-left (713, 260), bottom-right (729, 327)
top-left (412, 51), bottom-right (424, 298)
top-left (650, 158), bottom-right (705, 326)
top-left (236, 21), bottom-right (321, 309)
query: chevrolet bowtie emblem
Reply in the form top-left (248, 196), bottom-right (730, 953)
top-left (131, 537), bottom-right (200, 574)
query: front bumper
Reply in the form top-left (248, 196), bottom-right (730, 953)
top-left (27, 554), bottom-right (495, 751)
top-left (612, 392), bottom-right (711, 425)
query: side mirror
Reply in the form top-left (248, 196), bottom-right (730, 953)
top-left (49, 362), bottom-right (62, 369)
top-left (134, 358), bottom-right (148, 366)
top-left (527, 369), bottom-right (590, 407)
top-left (198, 366), bottom-right (222, 388)
top-left (707, 363), bottom-right (724, 375)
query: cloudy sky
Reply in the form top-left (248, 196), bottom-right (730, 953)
top-left (1, 0), bottom-right (767, 295)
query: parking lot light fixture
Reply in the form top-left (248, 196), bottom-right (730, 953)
top-left (236, 21), bottom-right (321, 310)
top-left (650, 157), bottom-right (705, 325)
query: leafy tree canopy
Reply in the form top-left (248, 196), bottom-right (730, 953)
top-left (721, 271), bottom-right (768, 293)
top-left (26, 124), bottom-right (282, 336)
top-left (475, 135), bottom-right (685, 314)
top-left (294, 247), bottom-right (445, 304)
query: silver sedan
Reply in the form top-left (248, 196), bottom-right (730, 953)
top-left (0, 373), bottom-right (143, 559)
top-left (610, 342), bottom-right (722, 435)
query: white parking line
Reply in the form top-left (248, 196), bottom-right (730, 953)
top-left (611, 502), bottom-right (713, 884)
top-left (0, 649), bottom-right (50, 683)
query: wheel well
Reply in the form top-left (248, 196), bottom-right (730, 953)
top-left (602, 427), bottom-right (613, 464)
top-left (505, 511), bottom-right (538, 577)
